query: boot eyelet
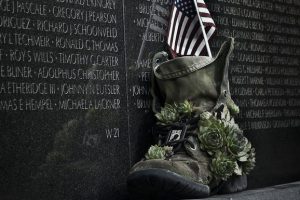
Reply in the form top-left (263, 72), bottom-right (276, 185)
top-left (223, 90), bottom-right (227, 97)
top-left (189, 144), bottom-right (196, 151)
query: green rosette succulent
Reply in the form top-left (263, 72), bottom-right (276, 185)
top-left (177, 100), bottom-right (193, 116)
top-left (155, 104), bottom-right (179, 125)
top-left (198, 107), bottom-right (256, 179)
top-left (200, 111), bottom-right (213, 121)
top-left (198, 126), bottom-right (224, 155)
top-left (211, 152), bottom-right (236, 181)
top-left (145, 145), bottom-right (173, 160)
top-left (225, 128), bottom-right (256, 175)
top-left (228, 103), bottom-right (240, 116)
top-left (226, 131), bottom-right (249, 157)
top-left (240, 147), bottom-right (256, 175)
top-left (198, 111), bottom-right (228, 154)
top-left (155, 101), bottom-right (194, 125)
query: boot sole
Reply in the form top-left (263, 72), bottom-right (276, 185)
top-left (127, 168), bottom-right (210, 200)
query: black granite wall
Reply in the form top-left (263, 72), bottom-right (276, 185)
top-left (0, 0), bottom-right (299, 199)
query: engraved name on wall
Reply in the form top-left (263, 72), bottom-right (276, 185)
top-left (0, 0), bottom-right (122, 112)
top-left (209, 0), bottom-right (300, 130)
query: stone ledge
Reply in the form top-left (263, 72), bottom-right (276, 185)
top-left (186, 182), bottom-right (300, 200)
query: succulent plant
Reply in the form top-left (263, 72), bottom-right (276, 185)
top-left (177, 100), bottom-right (193, 116)
top-left (155, 101), bottom-right (195, 125)
top-left (154, 101), bottom-right (256, 181)
top-left (210, 152), bottom-right (236, 181)
top-left (228, 103), bottom-right (240, 116)
top-left (226, 132), bottom-right (249, 157)
top-left (145, 145), bottom-right (173, 160)
top-left (200, 111), bottom-right (213, 120)
top-left (198, 111), bottom-right (231, 154)
top-left (155, 104), bottom-right (180, 125)
top-left (240, 147), bottom-right (256, 175)
top-left (198, 106), bottom-right (256, 179)
top-left (198, 125), bottom-right (225, 154)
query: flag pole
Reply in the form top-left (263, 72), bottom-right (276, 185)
top-left (192, 0), bottom-right (212, 57)
top-left (137, 1), bottom-right (157, 65)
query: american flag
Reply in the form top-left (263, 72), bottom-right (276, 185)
top-left (167, 0), bottom-right (216, 56)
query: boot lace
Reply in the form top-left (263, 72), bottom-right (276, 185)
top-left (153, 116), bottom-right (200, 153)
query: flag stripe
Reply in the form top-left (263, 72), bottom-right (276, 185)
top-left (171, 10), bottom-right (182, 50)
top-left (197, 3), bottom-right (207, 8)
top-left (167, 6), bottom-right (177, 45)
top-left (198, 7), bottom-right (209, 13)
top-left (194, 26), bottom-right (216, 55)
top-left (180, 17), bottom-right (198, 55)
top-left (178, 17), bottom-right (193, 55)
top-left (201, 17), bottom-right (215, 24)
top-left (192, 26), bottom-right (210, 55)
top-left (187, 27), bottom-right (202, 55)
top-left (184, 21), bottom-right (200, 55)
top-left (174, 14), bottom-right (186, 52)
top-left (176, 16), bottom-right (189, 53)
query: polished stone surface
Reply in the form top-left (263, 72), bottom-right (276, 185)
top-left (187, 182), bottom-right (300, 200)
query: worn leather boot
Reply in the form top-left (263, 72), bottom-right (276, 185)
top-left (127, 38), bottom-right (247, 200)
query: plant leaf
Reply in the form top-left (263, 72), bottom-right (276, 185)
top-left (234, 162), bottom-right (242, 175)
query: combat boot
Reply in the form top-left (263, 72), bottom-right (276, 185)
top-left (127, 38), bottom-right (253, 199)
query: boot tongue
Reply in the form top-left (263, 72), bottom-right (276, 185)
top-left (210, 38), bottom-right (239, 115)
